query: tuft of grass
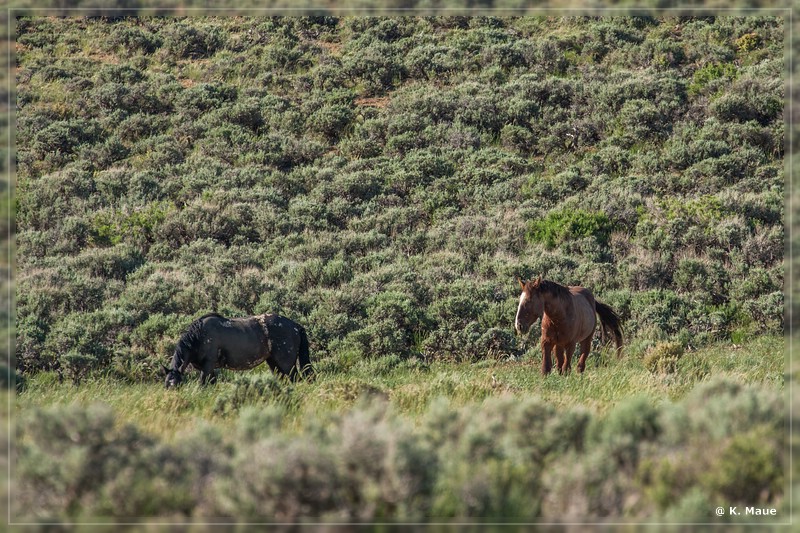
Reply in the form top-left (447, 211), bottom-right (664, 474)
top-left (644, 341), bottom-right (685, 374)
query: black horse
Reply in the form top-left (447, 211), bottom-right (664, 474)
top-left (162, 312), bottom-right (314, 387)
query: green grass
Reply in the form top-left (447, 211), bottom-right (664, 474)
top-left (16, 335), bottom-right (785, 441)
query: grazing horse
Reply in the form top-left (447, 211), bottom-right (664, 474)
top-left (514, 276), bottom-right (623, 375)
top-left (163, 312), bottom-right (314, 387)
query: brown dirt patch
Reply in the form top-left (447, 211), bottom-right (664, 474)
top-left (355, 96), bottom-right (390, 108)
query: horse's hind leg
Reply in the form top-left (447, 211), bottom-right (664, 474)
top-left (287, 363), bottom-right (302, 382)
top-left (577, 336), bottom-right (592, 373)
top-left (267, 358), bottom-right (293, 381)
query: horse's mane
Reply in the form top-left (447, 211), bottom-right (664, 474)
top-left (535, 279), bottom-right (572, 300)
top-left (172, 313), bottom-right (226, 371)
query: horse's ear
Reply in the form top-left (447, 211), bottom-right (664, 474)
top-left (518, 277), bottom-right (525, 290)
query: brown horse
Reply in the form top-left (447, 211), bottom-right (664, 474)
top-left (514, 276), bottom-right (623, 375)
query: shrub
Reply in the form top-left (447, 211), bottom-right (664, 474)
top-left (217, 434), bottom-right (341, 520)
top-left (619, 98), bottom-right (666, 139)
top-left (688, 62), bottom-right (737, 95)
top-left (405, 44), bottom-right (461, 80)
top-left (735, 32), bottom-right (761, 53)
top-left (333, 401), bottom-right (437, 520)
top-left (527, 209), bottom-right (613, 250)
top-left (643, 341), bottom-right (685, 374)
top-left (43, 308), bottom-right (135, 370)
top-left (306, 103), bottom-right (354, 141)
top-left (627, 290), bottom-right (692, 338)
top-left (32, 119), bottom-right (102, 157)
top-left (105, 24), bottom-right (161, 55)
top-left (702, 426), bottom-right (783, 504)
top-left (476, 327), bottom-right (519, 360)
top-left (342, 41), bottom-right (404, 94)
top-left (89, 202), bottom-right (174, 248)
top-left (159, 21), bottom-right (224, 59)
top-left (743, 291), bottom-right (784, 332)
top-left (71, 245), bottom-right (144, 280)
top-left (16, 404), bottom-right (207, 518)
top-left (174, 83), bottom-right (237, 117)
top-left (236, 404), bottom-right (286, 443)
top-left (116, 113), bottom-right (169, 144)
top-left (59, 351), bottom-right (97, 385)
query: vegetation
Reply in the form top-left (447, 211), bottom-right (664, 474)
top-left (13, 334), bottom-right (787, 521)
top-left (15, 16), bottom-right (784, 377)
top-left (12, 14), bottom-right (787, 522)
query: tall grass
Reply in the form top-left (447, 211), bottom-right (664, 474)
top-left (17, 336), bottom-right (784, 440)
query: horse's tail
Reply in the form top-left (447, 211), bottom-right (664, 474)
top-left (173, 314), bottom-right (217, 372)
top-left (596, 301), bottom-right (623, 357)
top-left (297, 326), bottom-right (314, 380)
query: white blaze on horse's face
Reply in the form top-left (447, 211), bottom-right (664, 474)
top-left (515, 286), bottom-right (541, 335)
top-left (515, 290), bottom-right (530, 334)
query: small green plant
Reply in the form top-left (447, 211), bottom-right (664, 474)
top-left (735, 32), bottom-right (761, 53)
top-left (688, 63), bottom-right (737, 96)
top-left (89, 201), bottom-right (175, 247)
top-left (526, 209), bottom-right (613, 249)
top-left (643, 341), bottom-right (685, 374)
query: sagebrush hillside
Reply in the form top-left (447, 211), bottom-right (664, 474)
top-left (15, 16), bottom-right (785, 379)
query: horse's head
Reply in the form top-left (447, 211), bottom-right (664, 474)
top-left (163, 365), bottom-right (183, 388)
top-left (515, 276), bottom-right (543, 335)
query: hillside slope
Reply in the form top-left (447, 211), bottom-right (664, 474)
top-left (15, 16), bottom-right (785, 378)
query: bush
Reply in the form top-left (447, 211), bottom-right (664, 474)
top-left (701, 426), bottom-right (783, 504)
top-left (159, 21), bottom-right (224, 59)
top-left (59, 351), bottom-right (97, 385)
top-left (174, 83), bottom-right (237, 117)
top-left (43, 308), bottom-right (135, 370)
top-left (14, 375), bottom-right (785, 521)
top-left (32, 119), bottom-right (102, 157)
top-left (105, 24), bottom-right (161, 55)
top-left (527, 209), bottom-right (613, 250)
top-left (306, 103), bottom-right (354, 141)
top-left (643, 341), bottom-right (685, 374)
top-left (217, 435), bottom-right (341, 520)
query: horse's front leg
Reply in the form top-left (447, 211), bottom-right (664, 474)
top-left (563, 344), bottom-right (574, 374)
top-left (554, 346), bottom-right (566, 375)
top-left (200, 361), bottom-right (217, 385)
top-left (541, 341), bottom-right (554, 375)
